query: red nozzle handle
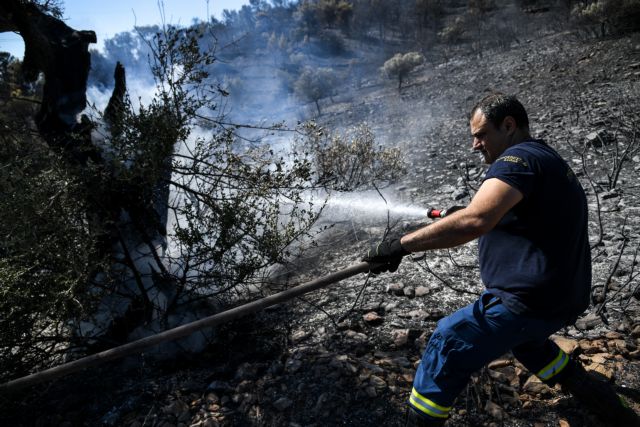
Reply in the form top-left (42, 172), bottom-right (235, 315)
top-left (427, 206), bottom-right (465, 219)
top-left (427, 208), bottom-right (444, 218)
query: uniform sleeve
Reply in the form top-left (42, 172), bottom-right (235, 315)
top-left (483, 149), bottom-right (536, 198)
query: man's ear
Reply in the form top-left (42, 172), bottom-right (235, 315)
top-left (502, 116), bottom-right (517, 135)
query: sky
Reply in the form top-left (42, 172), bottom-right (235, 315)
top-left (0, 0), bottom-right (249, 58)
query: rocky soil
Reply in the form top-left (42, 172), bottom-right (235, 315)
top-left (4, 21), bottom-right (640, 427)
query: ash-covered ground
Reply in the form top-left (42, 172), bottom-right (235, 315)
top-left (5, 24), bottom-right (640, 427)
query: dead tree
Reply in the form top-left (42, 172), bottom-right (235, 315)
top-left (0, 0), bottom-right (179, 351)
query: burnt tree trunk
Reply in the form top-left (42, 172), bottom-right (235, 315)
top-left (0, 1), bottom-right (193, 356)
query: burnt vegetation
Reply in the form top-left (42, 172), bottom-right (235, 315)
top-left (2, 0), bottom-right (640, 426)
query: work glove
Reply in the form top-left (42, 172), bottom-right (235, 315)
top-left (362, 238), bottom-right (409, 274)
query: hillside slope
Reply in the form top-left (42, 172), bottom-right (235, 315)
top-left (5, 19), bottom-right (640, 427)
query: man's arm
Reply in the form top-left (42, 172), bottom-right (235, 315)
top-left (400, 178), bottom-right (523, 252)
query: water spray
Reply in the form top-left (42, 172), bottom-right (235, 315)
top-left (314, 191), bottom-right (455, 225)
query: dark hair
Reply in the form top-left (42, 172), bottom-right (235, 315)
top-left (470, 93), bottom-right (529, 131)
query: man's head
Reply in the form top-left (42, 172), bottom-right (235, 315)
top-left (469, 93), bottom-right (531, 164)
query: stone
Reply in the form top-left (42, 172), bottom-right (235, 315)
top-left (207, 381), bottom-right (232, 393)
top-left (414, 331), bottom-right (429, 350)
top-left (163, 400), bottom-right (190, 421)
top-left (452, 188), bottom-right (468, 201)
top-left (403, 287), bottom-right (415, 298)
top-left (579, 339), bottom-right (607, 354)
top-left (273, 397), bottom-right (293, 411)
top-left (414, 286), bottom-right (430, 297)
top-left (631, 324), bottom-right (640, 338)
top-left (405, 309), bottom-right (428, 320)
top-left (384, 302), bottom-right (398, 312)
top-left (361, 301), bottom-right (382, 312)
top-left (285, 358), bottom-right (302, 373)
top-left (392, 356), bottom-right (412, 368)
top-left (523, 376), bottom-right (552, 397)
top-left (575, 313), bottom-right (602, 330)
top-left (484, 401), bottom-right (505, 420)
top-left (428, 309), bottom-right (446, 320)
top-left (344, 362), bottom-right (358, 374)
top-left (611, 339), bottom-right (628, 356)
top-left (401, 372), bottom-right (415, 383)
top-left (386, 283), bottom-right (405, 295)
top-left (488, 359), bottom-right (511, 369)
top-left (344, 330), bottom-right (368, 342)
top-left (291, 329), bottom-right (311, 343)
top-left (206, 393), bottom-right (220, 404)
top-left (584, 129), bottom-right (611, 147)
top-left (494, 366), bottom-right (519, 387)
top-left (551, 335), bottom-right (579, 354)
top-left (587, 353), bottom-right (608, 364)
top-left (370, 375), bottom-right (387, 389)
top-left (329, 354), bottom-right (349, 368)
top-left (488, 369), bottom-right (508, 383)
top-left (363, 311), bottom-right (384, 325)
top-left (365, 386), bottom-right (377, 398)
top-left (605, 331), bottom-right (622, 339)
top-left (500, 391), bottom-right (521, 406)
top-left (360, 361), bottom-right (385, 374)
top-left (585, 362), bottom-right (614, 380)
top-left (392, 329), bottom-right (410, 347)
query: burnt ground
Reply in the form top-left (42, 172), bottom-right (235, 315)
top-left (4, 25), bottom-right (640, 427)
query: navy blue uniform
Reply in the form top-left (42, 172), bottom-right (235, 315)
top-left (409, 140), bottom-right (592, 421)
top-left (479, 139), bottom-right (591, 318)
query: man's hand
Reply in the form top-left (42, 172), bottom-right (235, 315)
top-left (362, 239), bottom-right (409, 274)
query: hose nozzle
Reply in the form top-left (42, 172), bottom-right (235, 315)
top-left (426, 206), bottom-right (465, 219)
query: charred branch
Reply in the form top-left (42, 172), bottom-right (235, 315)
top-left (103, 61), bottom-right (126, 129)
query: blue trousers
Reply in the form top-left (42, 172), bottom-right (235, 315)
top-left (409, 291), bottom-right (572, 420)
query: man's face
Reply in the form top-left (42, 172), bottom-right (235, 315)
top-left (470, 109), bottom-right (511, 164)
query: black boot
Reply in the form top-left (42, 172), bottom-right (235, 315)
top-left (405, 407), bottom-right (446, 427)
top-left (558, 361), bottom-right (640, 426)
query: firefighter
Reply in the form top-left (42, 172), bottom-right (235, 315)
top-left (364, 93), bottom-right (640, 426)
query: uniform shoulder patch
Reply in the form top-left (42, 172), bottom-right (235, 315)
top-left (496, 155), bottom-right (528, 168)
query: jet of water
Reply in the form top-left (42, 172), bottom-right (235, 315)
top-left (320, 191), bottom-right (428, 222)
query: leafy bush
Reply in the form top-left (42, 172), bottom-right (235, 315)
top-left (438, 16), bottom-right (467, 45)
top-left (293, 67), bottom-right (338, 114)
top-left (381, 52), bottom-right (425, 91)
top-left (571, 0), bottom-right (640, 37)
top-left (298, 122), bottom-right (406, 191)
top-left (168, 129), bottom-right (321, 304)
top-left (317, 30), bottom-right (346, 56)
top-left (0, 127), bottom-right (104, 380)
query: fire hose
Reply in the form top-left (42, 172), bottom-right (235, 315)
top-left (0, 206), bottom-right (463, 393)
